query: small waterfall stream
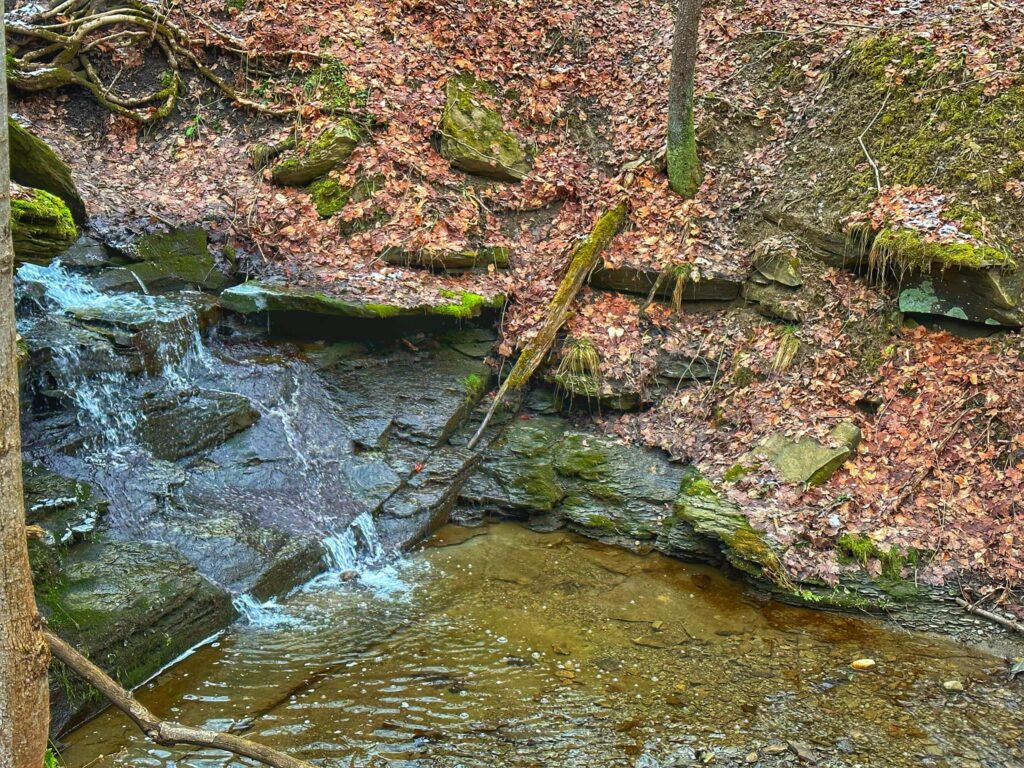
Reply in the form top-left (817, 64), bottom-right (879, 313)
top-left (16, 261), bottom-right (404, 625)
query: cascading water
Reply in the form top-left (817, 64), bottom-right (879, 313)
top-left (15, 260), bottom-right (211, 450)
top-left (17, 260), bottom-right (412, 631)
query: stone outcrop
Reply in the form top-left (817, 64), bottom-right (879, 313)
top-left (11, 186), bottom-right (77, 264)
top-left (135, 389), bottom-right (260, 460)
top-left (270, 119), bottom-right (362, 186)
top-left (439, 73), bottom-right (531, 181)
top-left (220, 281), bottom-right (505, 321)
top-left (8, 117), bottom-right (87, 224)
top-left (459, 405), bottom-right (782, 578)
top-left (589, 263), bottom-right (743, 302)
top-left (380, 246), bottom-right (510, 273)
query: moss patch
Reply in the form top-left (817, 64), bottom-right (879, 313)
top-left (11, 187), bottom-right (77, 264)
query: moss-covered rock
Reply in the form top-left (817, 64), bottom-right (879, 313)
top-left (94, 227), bottom-right (228, 293)
top-left (439, 73), bottom-right (531, 182)
top-left (11, 187), bottom-right (77, 264)
top-left (271, 119), bottom-right (362, 186)
top-left (39, 538), bottom-right (233, 734)
top-left (8, 118), bottom-right (87, 224)
top-left (756, 422), bottom-right (861, 486)
top-left (308, 173), bottom-right (382, 219)
top-left (220, 281), bottom-right (505, 320)
top-left (668, 467), bottom-right (784, 580)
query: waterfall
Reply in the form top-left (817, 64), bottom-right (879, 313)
top-left (15, 261), bottom-right (211, 451)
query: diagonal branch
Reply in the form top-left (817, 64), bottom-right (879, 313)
top-left (45, 629), bottom-right (317, 768)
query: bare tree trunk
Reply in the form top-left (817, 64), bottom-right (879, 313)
top-left (667, 0), bottom-right (702, 198)
top-left (0, 2), bottom-right (52, 765)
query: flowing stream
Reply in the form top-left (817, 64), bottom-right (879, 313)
top-left (59, 523), bottom-right (1024, 767)
top-left (15, 263), bottom-right (1024, 768)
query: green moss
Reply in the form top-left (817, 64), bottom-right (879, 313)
top-left (304, 57), bottom-right (367, 113)
top-left (308, 177), bottom-right (348, 218)
top-left (554, 434), bottom-right (610, 480)
top-left (722, 463), bottom-right (748, 483)
top-left (837, 533), bottom-right (877, 565)
top-left (440, 73), bottom-right (530, 181)
top-left (435, 289), bottom-right (505, 318)
top-left (679, 470), bottom-right (719, 499)
top-left (463, 373), bottom-right (488, 402)
top-left (870, 226), bottom-right (1014, 273)
top-left (11, 187), bottom-right (77, 263)
top-left (836, 35), bottom-right (1024, 240)
top-left (585, 514), bottom-right (619, 532)
top-left (271, 119), bottom-right (362, 186)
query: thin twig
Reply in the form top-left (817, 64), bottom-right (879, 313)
top-left (858, 89), bottom-right (892, 192)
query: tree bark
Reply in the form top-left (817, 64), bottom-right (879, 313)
top-left (0, 2), bottom-right (52, 765)
top-left (667, 0), bottom-right (702, 198)
top-left (466, 200), bottom-right (629, 450)
top-left (45, 631), bottom-right (317, 768)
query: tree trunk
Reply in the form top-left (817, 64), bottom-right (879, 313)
top-left (667, 0), bottom-right (702, 198)
top-left (0, 3), bottom-right (52, 766)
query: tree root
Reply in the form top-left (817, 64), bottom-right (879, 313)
top-left (6, 0), bottom-right (298, 123)
top-left (45, 629), bottom-right (316, 768)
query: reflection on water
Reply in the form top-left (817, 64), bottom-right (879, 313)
top-left (61, 523), bottom-right (1024, 768)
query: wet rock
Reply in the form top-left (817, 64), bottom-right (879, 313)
top-left (756, 422), bottom-right (861, 486)
top-left (851, 658), bottom-right (876, 670)
top-left (11, 186), bottom-right (78, 264)
top-left (943, 679), bottom-right (965, 691)
top-left (23, 462), bottom-right (107, 548)
top-left (39, 538), bottom-right (233, 734)
top-left (94, 226), bottom-right (229, 293)
top-left (271, 119), bottom-right (362, 186)
top-left (666, 468), bottom-right (783, 579)
top-left (439, 73), bottom-right (531, 181)
top-left (56, 235), bottom-right (114, 268)
top-left (135, 389), bottom-right (260, 460)
top-left (8, 117), bottom-right (87, 224)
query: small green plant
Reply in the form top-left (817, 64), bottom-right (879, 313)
top-left (183, 113), bottom-right (203, 141)
top-left (772, 325), bottom-right (800, 374)
top-left (45, 747), bottom-right (62, 768)
top-left (555, 337), bottom-right (601, 398)
top-left (304, 57), bottom-right (368, 113)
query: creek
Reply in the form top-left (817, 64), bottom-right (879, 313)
top-left (14, 263), bottom-right (1024, 767)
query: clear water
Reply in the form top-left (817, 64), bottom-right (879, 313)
top-left (59, 523), bottom-right (1024, 768)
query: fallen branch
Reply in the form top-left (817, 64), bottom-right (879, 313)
top-left (955, 598), bottom-right (1024, 635)
top-left (858, 89), bottom-right (891, 192)
top-left (466, 200), bottom-right (629, 449)
top-left (45, 630), bottom-right (316, 768)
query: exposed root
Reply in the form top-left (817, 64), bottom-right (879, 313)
top-left (6, 0), bottom-right (298, 123)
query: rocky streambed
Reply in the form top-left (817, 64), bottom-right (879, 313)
top-left (14, 258), bottom-right (1024, 761)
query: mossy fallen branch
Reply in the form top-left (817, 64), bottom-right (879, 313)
top-left (467, 200), bottom-right (629, 449)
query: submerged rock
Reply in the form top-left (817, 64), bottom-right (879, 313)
top-left (756, 422), bottom-right (861, 486)
top-left (8, 117), bottom-right (87, 224)
top-left (439, 73), bottom-right (531, 181)
top-left (135, 389), bottom-right (260, 460)
top-left (11, 186), bottom-right (78, 264)
top-left (271, 119), bottom-right (362, 186)
top-left (94, 226), bottom-right (229, 293)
